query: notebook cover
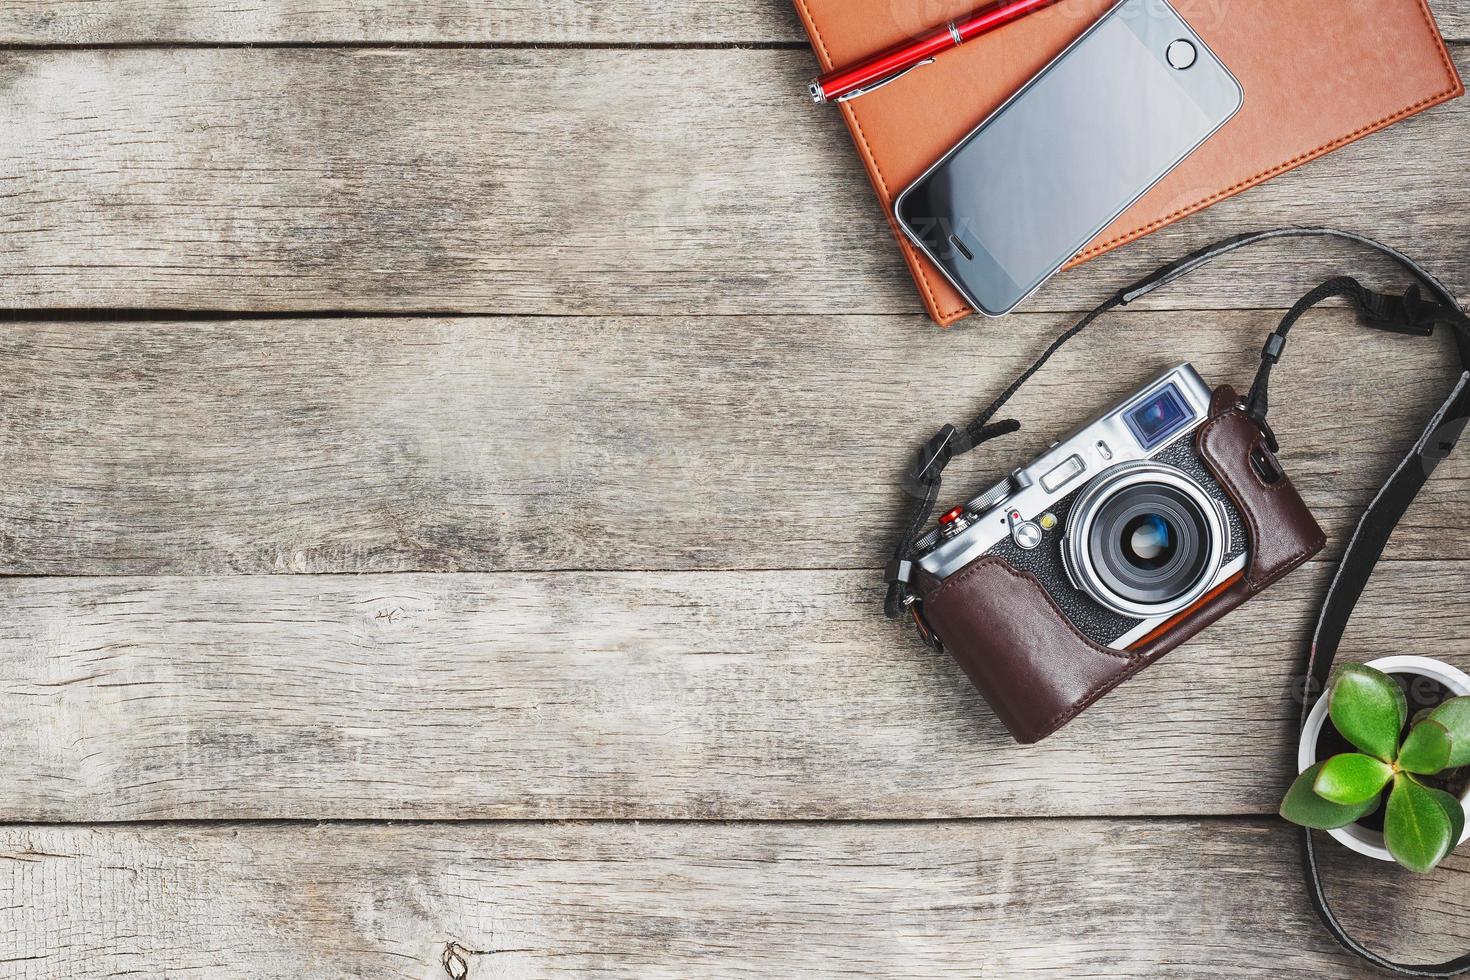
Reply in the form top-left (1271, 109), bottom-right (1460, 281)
top-left (792, 0), bottom-right (1464, 325)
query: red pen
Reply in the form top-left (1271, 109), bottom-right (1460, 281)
top-left (809, 0), bottom-right (1069, 104)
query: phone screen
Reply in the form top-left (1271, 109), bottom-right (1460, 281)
top-left (896, 0), bottom-right (1242, 316)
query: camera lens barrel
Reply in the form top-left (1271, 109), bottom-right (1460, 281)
top-left (1063, 461), bottom-right (1226, 619)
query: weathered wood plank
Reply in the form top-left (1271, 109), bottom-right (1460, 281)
top-left (0, 0), bottom-right (808, 44)
top-left (0, 0), bottom-right (1463, 44)
top-left (1, 820), bottom-right (1464, 978)
top-left (3, 561), bottom-right (1467, 821)
top-left (1, 309), bottom-right (1464, 576)
top-left (0, 46), bottom-right (1465, 315)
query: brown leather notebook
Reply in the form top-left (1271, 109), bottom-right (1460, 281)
top-left (792, 0), bottom-right (1463, 325)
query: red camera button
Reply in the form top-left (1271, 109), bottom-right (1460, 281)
top-left (939, 506), bottom-right (965, 526)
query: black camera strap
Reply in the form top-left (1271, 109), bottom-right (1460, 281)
top-left (883, 227), bottom-right (1470, 973)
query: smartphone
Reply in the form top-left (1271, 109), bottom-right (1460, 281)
top-left (894, 0), bottom-right (1242, 317)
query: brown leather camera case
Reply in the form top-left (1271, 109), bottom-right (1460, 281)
top-left (917, 386), bottom-right (1326, 743)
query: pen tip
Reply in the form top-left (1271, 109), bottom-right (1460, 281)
top-left (808, 80), bottom-right (827, 104)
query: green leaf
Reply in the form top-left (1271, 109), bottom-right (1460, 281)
top-left (1429, 697), bottom-right (1470, 767)
top-left (1312, 753), bottom-right (1395, 806)
top-left (1328, 664), bottom-right (1407, 762)
top-left (1280, 763), bottom-right (1382, 829)
top-left (1386, 773), bottom-right (1457, 873)
top-left (1422, 783), bottom-right (1467, 862)
top-left (1398, 719), bottom-right (1454, 775)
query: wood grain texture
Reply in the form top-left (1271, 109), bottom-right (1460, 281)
top-left (0, 0), bottom-right (1463, 44)
top-left (5, 560), bottom-right (1470, 821)
top-left (1, 820), bottom-right (1466, 978)
top-left (2, 6), bottom-right (1465, 977)
top-left (1, 308), bottom-right (1464, 576)
top-left (0, 0), bottom-right (809, 44)
top-left (0, 46), bottom-right (1465, 315)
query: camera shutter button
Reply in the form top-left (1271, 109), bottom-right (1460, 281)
top-left (938, 505), bottom-right (974, 540)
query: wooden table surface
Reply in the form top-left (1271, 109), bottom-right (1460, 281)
top-left (2, 3), bottom-right (1469, 977)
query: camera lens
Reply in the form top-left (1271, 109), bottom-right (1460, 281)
top-left (1064, 462), bottom-right (1226, 619)
top-left (1088, 485), bottom-right (1209, 606)
top-left (1122, 513), bottom-right (1175, 569)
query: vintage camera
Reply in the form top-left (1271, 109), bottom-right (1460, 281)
top-left (917, 364), bottom-right (1245, 649)
top-left (911, 363), bottom-right (1324, 743)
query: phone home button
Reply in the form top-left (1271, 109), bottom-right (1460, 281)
top-left (1166, 39), bottom-right (1197, 70)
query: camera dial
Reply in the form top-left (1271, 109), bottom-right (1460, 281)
top-left (965, 468), bottom-right (1033, 514)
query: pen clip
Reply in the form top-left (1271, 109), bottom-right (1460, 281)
top-left (835, 58), bottom-right (936, 102)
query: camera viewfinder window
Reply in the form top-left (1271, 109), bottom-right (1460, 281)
top-left (1126, 385), bottom-right (1191, 450)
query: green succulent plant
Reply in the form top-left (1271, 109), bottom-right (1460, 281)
top-left (1281, 663), bottom-right (1470, 873)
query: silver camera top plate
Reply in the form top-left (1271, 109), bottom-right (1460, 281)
top-left (916, 363), bottom-right (1215, 580)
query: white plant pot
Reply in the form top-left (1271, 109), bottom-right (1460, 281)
top-left (1297, 655), bottom-right (1470, 862)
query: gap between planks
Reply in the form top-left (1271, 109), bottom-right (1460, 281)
top-left (0, 39), bottom-right (1460, 51)
top-left (0, 555), bottom-right (1454, 581)
top-left (0, 301), bottom-right (1433, 322)
top-left (0, 812), bottom-right (1285, 828)
top-left (0, 40), bottom-right (815, 52)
